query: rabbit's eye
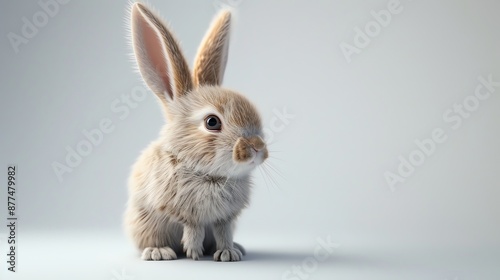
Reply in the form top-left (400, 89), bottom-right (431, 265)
top-left (205, 115), bottom-right (222, 131)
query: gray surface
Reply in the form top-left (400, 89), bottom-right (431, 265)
top-left (1, 0), bottom-right (499, 279)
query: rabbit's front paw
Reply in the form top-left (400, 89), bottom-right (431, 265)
top-left (141, 247), bottom-right (177, 261)
top-left (185, 246), bottom-right (203, 260)
top-left (213, 247), bottom-right (243, 262)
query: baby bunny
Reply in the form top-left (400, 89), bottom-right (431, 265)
top-left (124, 2), bottom-right (268, 262)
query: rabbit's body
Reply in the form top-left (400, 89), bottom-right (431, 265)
top-left (124, 3), bottom-right (267, 262)
top-left (125, 139), bottom-right (251, 252)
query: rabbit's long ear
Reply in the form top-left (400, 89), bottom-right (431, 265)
top-left (131, 3), bottom-right (192, 106)
top-left (193, 10), bottom-right (231, 87)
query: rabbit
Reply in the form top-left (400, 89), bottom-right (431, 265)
top-left (124, 2), bottom-right (268, 262)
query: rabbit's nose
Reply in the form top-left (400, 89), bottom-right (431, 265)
top-left (248, 136), bottom-right (266, 151)
top-left (233, 136), bottom-right (268, 163)
top-left (247, 136), bottom-right (268, 161)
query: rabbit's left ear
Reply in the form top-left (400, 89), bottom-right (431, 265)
top-left (193, 10), bottom-right (232, 87)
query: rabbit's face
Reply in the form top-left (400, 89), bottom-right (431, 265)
top-left (130, 3), bottom-right (266, 178)
top-left (165, 86), bottom-right (268, 178)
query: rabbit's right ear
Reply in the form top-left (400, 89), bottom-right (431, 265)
top-left (130, 3), bottom-right (192, 108)
top-left (193, 10), bottom-right (232, 87)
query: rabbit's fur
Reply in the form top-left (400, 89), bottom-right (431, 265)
top-left (124, 3), bottom-right (268, 262)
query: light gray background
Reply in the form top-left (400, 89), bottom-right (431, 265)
top-left (1, 0), bottom-right (499, 279)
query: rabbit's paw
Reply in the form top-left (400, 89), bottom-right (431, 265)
top-left (185, 246), bottom-right (203, 260)
top-left (213, 247), bottom-right (243, 262)
top-left (141, 246), bottom-right (177, 261)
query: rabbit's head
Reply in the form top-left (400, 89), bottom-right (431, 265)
top-left (130, 3), bottom-right (268, 178)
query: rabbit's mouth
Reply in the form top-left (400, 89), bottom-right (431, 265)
top-left (249, 148), bottom-right (268, 166)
